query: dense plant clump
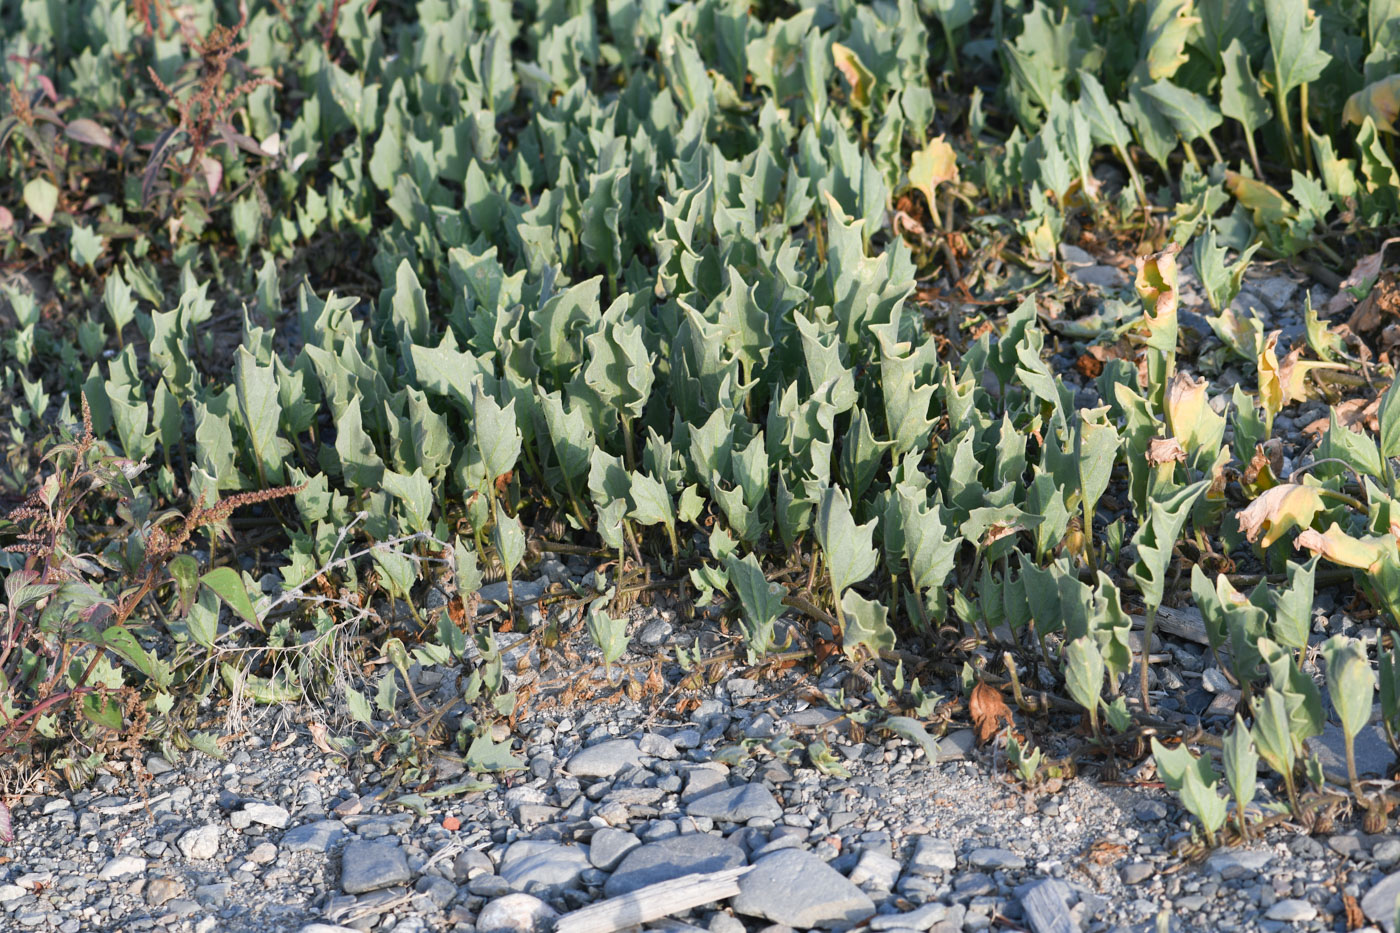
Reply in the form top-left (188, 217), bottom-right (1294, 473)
top-left (2, 0), bottom-right (1400, 850)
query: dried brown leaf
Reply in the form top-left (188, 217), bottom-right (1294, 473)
top-left (970, 681), bottom-right (1013, 745)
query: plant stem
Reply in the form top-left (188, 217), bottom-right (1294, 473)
top-left (1301, 83), bottom-right (1314, 177)
top-left (621, 416), bottom-right (636, 472)
top-left (1182, 142), bottom-right (1201, 172)
top-left (1140, 605), bottom-right (1158, 716)
top-left (1274, 83), bottom-right (1299, 170)
top-left (940, 19), bottom-right (959, 76)
top-left (1118, 143), bottom-right (1149, 210)
top-left (1201, 132), bottom-right (1224, 165)
top-left (1244, 129), bottom-right (1263, 179)
top-left (1345, 730), bottom-right (1362, 797)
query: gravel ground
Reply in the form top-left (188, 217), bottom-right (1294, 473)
top-left (1, 581), bottom-right (1397, 933)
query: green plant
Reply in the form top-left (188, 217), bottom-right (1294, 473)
top-left (1153, 738), bottom-right (1228, 848)
top-left (0, 396), bottom-right (298, 795)
top-left (3, 0), bottom-right (1400, 852)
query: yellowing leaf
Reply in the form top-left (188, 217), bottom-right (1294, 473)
top-left (908, 135), bottom-right (959, 211)
top-left (1225, 171), bottom-right (1294, 228)
top-left (1141, 0), bottom-right (1199, 81)
top-left (1276, 345), bottom-right (1347, 404)
top-left (831, 43), bottom-right (875, 110)
top-left (1134, 245), bottom-right (1180, 350)
top-left (1256, 329), bottom-right (1285, 419)
top-left (1164, 372), bottom-right (1224, 454)
top-left (1259, 330), bottom-right (1347, 421)
top-left (1295, 523), bottom-right (1397, 574)
top-left (1344, 75), bottom-right (1400, 134)
top-left (1237, 483), bottom-right (1324, 548)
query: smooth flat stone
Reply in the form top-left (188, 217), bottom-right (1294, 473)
top-left (476, 893), bottom-right (559, 933)
top-left (686, 784), bottom-right (782, 823)
top-left (603, 833), bottom-right (746, 898)
top-left (340, 841), bottom-right (412, 895)
top-left (282, 820), bottom-right (348, 854)
top-left (498, 840), bottom-right (590, 892)
top-left (732, 849), bottom-right (875, 929)
top-left (565, 740), bottom-right (646, 779)
top-left (1363, 871), bottom-right (1400, 933)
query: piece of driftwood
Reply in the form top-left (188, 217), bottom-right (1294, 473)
top-left (1130, 604), bottom-right (1210, 646)
top-left (554, 866), bottom-right (753, 933)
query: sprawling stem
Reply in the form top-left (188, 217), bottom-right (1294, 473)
top-left (1140, 606), bottom-right (1157, 716)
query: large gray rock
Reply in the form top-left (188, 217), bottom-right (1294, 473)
top-left (868, 902), bottom-right (951, 931)
top-left (98, 856), bottom-right (146, 880)
top-left (685, 784), bottom-right (782, 823)
top-left (282, 820), bottom-right (349, 854)
top-left (1204, 847), bottom-right (1271, 880)
top-left (604, 833), bottom-right (746, 898)
top-left (1019, 879), bottom-right (1074, 933)
top-left (565, 739), bottom-right (646, 779)
top-left (936, 730), bottom-right (975, 762)
top-left (968, 847), bottom-right (1025, 871)
top-left (1363, 871), bottom-right (1400, 933)
top-left (177, 824), bottom-right (220, 860)
top-left (340, 840), bottom-right (412, 894)
top-left (232, 801), bottom-right (290, 829)
top-left (906, 836), bottom-right (957, 875)
top-left (1305, 720), bottom-right (1396, 779)
top-left (498, 840), bottom-right (591, 892)
top-left (733, 849), bottom-right (875, 929)
top-left (1071, 265), bottom-right (1129, 291)
top-left (477, 893), bottom-right (559, 933)
top-left (588, 828), bottom-right (641, 871)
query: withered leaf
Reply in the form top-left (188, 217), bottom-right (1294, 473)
top-left (970, 681), bottom-right (1014, 745)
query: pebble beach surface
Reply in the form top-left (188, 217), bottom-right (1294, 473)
top-left (3, 650), bottom-right (1398, 933)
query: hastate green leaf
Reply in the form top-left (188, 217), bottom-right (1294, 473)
top-left (899, 487), bottom-right (961, 595)
top-left (493, 502), bottom-right (526, 576)
top-left (465, 734), bottom-right (524, 772)
top-left (1380, 374), bottom-right (1400, 460)
top-left (586, 600), bottom-right (631, 665)
top-left (234, 346), bottom-right (287, 485)
top-left (382, 468), bottom-right (433, 532)
top-left (473, 382), bottom-right (521, 485)
top-left (1076, 414), bottom-right (1119, 523)
top-left (1064, 636), bottom-right (1105, 715)
top-left (840, 589), bottom-right (895, 662)
top-left (1077, 71), bottom-right (1134, 152)
top-left (1250, 686), bottom-right (1298, 779)
top-left (388, 259), bottom-right (430, 346)
top-left (1142, 80), bottom-right (1224, 148)
top-left (1131, 480), bottom-right (1209, 610)
top-left (583, 311), bottom-right (654, 423)
top-left (539, 389), bottom-right (596, 480)
top-left (1223, 715), bottom-right (1259, 810)
top-left (1264, 0), bottom-right (1332, 97)
top-left (726, 552), bottom-right (787, 658)
top-left (816, 486), bottom-right (879, 599)
top-left (629, 471), bottom-right (675, 530)
top-left (1323, 635), bottom-right (1375, 741)
top-left (1271, 557), bottom-right (1316, 651)
top-left (335, 398), bottom-right (385, 490)
top-left (202, 567), bottom-right (262, 631)
top-left (1220, 38), bottom-right (1272, 133)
